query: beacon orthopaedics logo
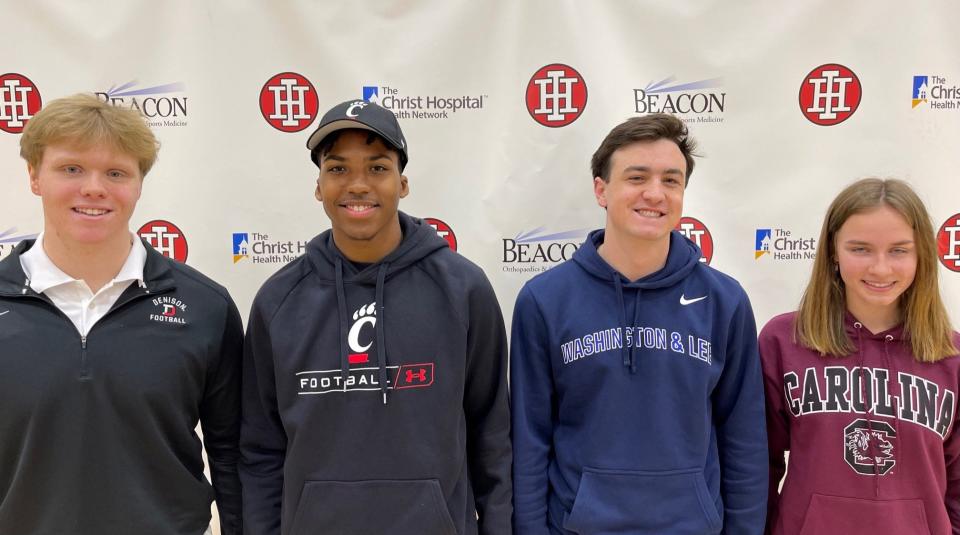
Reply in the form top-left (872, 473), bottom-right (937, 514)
top-left (799, 64), bottom-right (861, 126)
top-left (260, 72), bottom-right (319, 132)
top-left (95, 81), bottom-right (188, 127)
top-left (138, 220), bottom-right (188, 263)
top-left (634, 76), bottom-right (725, 125)
top-left (0, 73), bottom-right (42, 134)
top-left (525, 63), bottom-right (587, 127)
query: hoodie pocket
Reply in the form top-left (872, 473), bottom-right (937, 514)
top-left (563, 467), bottom-right (721, 535)
top-left (798, 494), bottom-right (931, 535)
top-left (288, 479), bottom-right (458, 535)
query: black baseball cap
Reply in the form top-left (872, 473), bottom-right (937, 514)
top-left (306, 99), bottom-right (408, 170)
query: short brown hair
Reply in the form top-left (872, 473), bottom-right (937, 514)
top-left (20, 93), bottom-right (160, 177)
top-left (591, 113), bottom-right (698, 184)
top-left (796, 178), bottom-right (958, 362)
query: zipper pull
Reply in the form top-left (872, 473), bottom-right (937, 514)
top-left (81, 336), bottom-right (87, 349)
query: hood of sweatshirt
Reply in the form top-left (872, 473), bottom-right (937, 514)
top-left (571, 229), bottom-right (702, 373)
top-left (303, 211), bottom-right (448, 404)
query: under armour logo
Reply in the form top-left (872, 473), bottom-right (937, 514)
top-left (406, 368), bottom-right (427, 383)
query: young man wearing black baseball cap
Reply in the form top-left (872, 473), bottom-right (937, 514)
top-left (240, 99), bottom-right (512, 535)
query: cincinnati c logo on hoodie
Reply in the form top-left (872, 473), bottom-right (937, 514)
top-left (296, 301), bottom-right (436, 396)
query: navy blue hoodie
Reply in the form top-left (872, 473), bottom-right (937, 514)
top-left (511, 230), bottom-right (767, 534)
top-left (240, 213), bottom-right (511, 535)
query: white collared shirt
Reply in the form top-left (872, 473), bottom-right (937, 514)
top-left (20, 232), bottom-right (147, 337)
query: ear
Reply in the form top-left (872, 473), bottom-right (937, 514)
top-left (314, 177), bottom-right (323, 202)
top-left (28, 163), bottom-right (40, 196)
top-left (399, 174), bottom-right (410, 199)
top-left (593, 176), bottom-right (607, 209)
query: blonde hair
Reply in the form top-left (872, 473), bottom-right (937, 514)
top-left (796, 178), bottom-right (957, 362)
top-left (20, 93), bottom-right (159, 177)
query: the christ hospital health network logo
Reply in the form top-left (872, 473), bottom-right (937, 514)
top-left (525, 63), bottom-right (587, 127)
top-left (912, 75), bottom-right (960, 110)
top-left (233, 232), bottom-right (308, 264)
top-left (755, 228), bottom-right (816, 261)
top-left (0, 73), bottom-right (42, 134)
top-left (799, 64), bottom-right (861, 126)
top-left (362, 85), bottom-right (486, 120)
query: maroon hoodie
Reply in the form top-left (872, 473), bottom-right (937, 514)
top-left (760, 312), bottom-right (960, 535)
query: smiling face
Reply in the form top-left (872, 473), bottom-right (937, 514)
top-left (594, 138), bottom-right (686, 248)
top-left (835, 204), bottom-right (917, 329)
top-left (30, 142), bottom-right (143, 254)
top-left (315, 130), bottom-right (409, 262)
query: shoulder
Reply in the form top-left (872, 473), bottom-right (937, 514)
top-left (522, 258), bottom-right (583, 296)
top-left (759, 312), bottom-right (797, 339)
top-left (250, 254), bottom-right (315, 317)
top-left (164, 258), bottom-right (235, 310)
top-left (692, 263), bottom-right (749, 301)
top-left (417, 247), bottom-right (494, 292)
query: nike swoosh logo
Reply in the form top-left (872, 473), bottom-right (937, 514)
top-left (0, 311), bottom-right (8, 316)
top-left (680, 295), bottom-right (707, 306)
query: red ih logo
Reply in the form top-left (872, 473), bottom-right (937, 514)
top-left (394, 363), bottom-right (434, 389)
top-left (259, 72), bottom-right (318, 132)
top-left (799, 64), bottom-right (861, 126)
top-left (526, 63), bottom-right (587, 127)
top-left (676, 216), bottom-right (714, 265)
top-left (938, 213), bottom-right (960, 272)
top-left (0, 73), bottom-right (42, 134)
top-left (425, 217), bottom-right (458, 251)
top-left (138, 220), bottom-right (188, 263)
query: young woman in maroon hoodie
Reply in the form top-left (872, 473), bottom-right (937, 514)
top-left (760, 178), bottom-right (960, 535)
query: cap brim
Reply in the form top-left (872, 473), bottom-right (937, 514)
top-left (307, 119), bottom-right (392, 151)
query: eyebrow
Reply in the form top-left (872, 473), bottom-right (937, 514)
top-left (622, 165), bottom-right (684, 176)
top-left (844, 239), bottom-right (914, 246)
top-left (322, 153), bottom-right (393, 163)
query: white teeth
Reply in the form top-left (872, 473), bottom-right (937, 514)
top-left (75, 208), bottom-right (108, 216)
top-left (636, 209), bottom-right (662, 217)
top-left (345, 204), bottom-right (373, 212)
top-left (864, 281), bottom-right (895, 289)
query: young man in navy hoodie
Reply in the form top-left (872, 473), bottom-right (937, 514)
top-left (240, 99), bottom-right (512, 535)
top-left (511, 114), bottom-right (767, 534)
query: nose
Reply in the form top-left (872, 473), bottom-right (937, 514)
top-left (641, 180), bottom-right (666, 202)
top-left (78, 172), bottom-right (108, 197)
top-left (868, 254), bottom-right (894, 276)
top-left (344, 170), bottom-right (372, 194)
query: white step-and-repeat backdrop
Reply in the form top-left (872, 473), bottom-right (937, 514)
top-left (3, 1), bottom-right (960, 530)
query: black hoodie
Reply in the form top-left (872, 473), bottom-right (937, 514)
top-left (240, 212), bottom-right (512, 535)
top-left (0, 239), bottom-right (242, 535)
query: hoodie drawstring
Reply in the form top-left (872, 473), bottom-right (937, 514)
top-left (612, 273), bottom-right (631, 372)
top-left (335, 258), bottom-right (350, 391)
top-left (854, 322), bottom-right (882, 497)
top-left (629, 288), bottom-right (643, 374)
top-left (376, 263), bottom-right (390, 405)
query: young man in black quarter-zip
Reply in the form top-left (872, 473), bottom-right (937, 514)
top-left (0, 94), bottom-right (242, 535)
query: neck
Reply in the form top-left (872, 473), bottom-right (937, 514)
top-left (847, 302), bottom-right (902, 334)
top-left (333, 221), bottom-right (403, 264)
top-left (597, 230), bottom-right (670, 282)
top-left (41, 231), bottom-right (132, 293)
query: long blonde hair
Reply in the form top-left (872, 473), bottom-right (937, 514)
top-left (796, 178), bottom-right (957, 362)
